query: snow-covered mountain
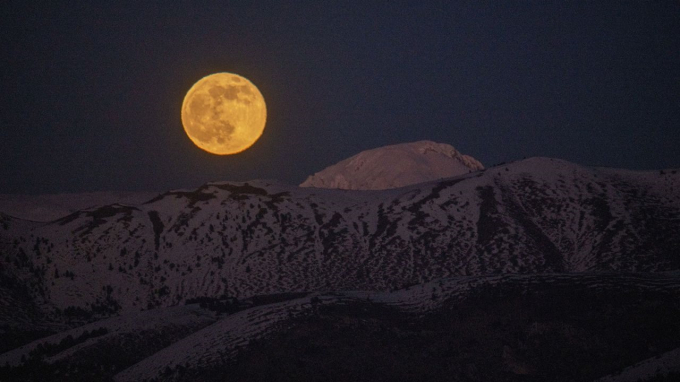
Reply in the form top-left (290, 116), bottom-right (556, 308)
top-left (1, 157), bottom-right (678, 316)
top-left (1, 157), bottom-right (680, 381)
top-left (300, 140), bottom-right (484, 190)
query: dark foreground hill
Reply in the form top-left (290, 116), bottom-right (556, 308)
top-left (1, 273), bottom-right (679, 381)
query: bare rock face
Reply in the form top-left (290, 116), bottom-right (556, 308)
top-left (300, 140), bottom-right (484, 190)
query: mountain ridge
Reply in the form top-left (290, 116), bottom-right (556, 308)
top-left (300, 140), bottom-right (484, 190)
top-left (2, 156), bottom-right (680, 382)
top-left (1, 157), bottom-right (678, 316)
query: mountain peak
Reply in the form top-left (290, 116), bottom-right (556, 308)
top-left (300, 140), bottom-right (484, 190)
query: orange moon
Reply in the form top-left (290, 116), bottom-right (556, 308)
top-left (181, 73), bottom-right (266, 155)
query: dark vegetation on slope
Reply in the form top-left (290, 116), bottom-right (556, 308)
top-left (0, 322), bottom-right (213, 382)
top-left (164, 278), bottom-right (680, 382)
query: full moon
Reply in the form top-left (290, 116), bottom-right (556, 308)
top-left (181, 73), bottom-right (266, 155)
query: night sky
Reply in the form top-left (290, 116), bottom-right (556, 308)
top-left (1, 2), bottom-right (679, 195)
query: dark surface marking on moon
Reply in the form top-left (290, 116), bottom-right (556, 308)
top-left (238, 85), bottom-right (253, 104)
top-left (191, 120), bottom-right (234, 144)
top-left (209, 86), bottom-right (226, 98)
top-left (190, 95), bottom-right (209, 115)
top-left (217, 121), bottom-right (235, 140)
top-left (223, 85), bottom-right (241, 100)
top-left (238, 85), bottom-right (252, 95)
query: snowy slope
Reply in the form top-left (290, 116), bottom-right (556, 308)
top-left (1, 158), bottom-right (679, 316)
top-left (300, 140), bottom-right (484, 190)
top-left (2, 157), bottom-right (680, 382)
top-left (0, 191), bottom-right (157, 222)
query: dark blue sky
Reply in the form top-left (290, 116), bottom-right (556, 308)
top-left (1, 2), bottom-right (679, 194)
